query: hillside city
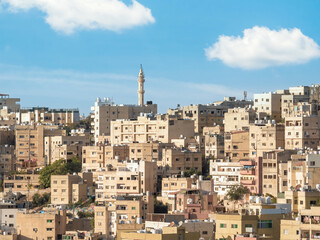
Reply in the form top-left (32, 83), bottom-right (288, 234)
top-left (1, 67), bottom-right (320, 240)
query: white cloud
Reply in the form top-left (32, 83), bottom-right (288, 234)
top-left (1, 0), bottom-right (155, 34)
top-left (205, 26), bottom-right (320, 69)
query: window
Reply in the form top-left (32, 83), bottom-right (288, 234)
top-left (258, 220), bottom-right (272, 228)
top-left (283, 229), bottom-right (288, 235)
top-left (132, 207), bottom-right (136, 210)
top-left (231, 224), bottom-right (238, 228)
top-left (47, 219), bottom-right (53, 223)
top-left (202, 231), bottom-right (208, 235)
top-left (220, 223), bottom-right (227, 228)
top-left (46, 228), bottom-right (53, 231)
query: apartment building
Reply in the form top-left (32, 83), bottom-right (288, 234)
top-left (0, 128), bottom-right (15, 145)
top-left (82, 144), bottom-right (129, 175)
top-left (225, 130), bottom-right (250, 161)
top-left (161, 177), bottom-right (194, 198)
top-left (111, 115), bottom-right (195, 145)
top-left (210, 159), bottom-right (241, 196)
top-left (203, 127), bottom-right (224, 160)
top-left (0, 94), bottom-right (20, 113)
top-left (261, 150), bottom-right (296, 196)
top-left (51, 173), bottom-right (93, 205)
top-left (224, 107), bottom-right (256, 132)
top-left (0, 145), bottom-right (15, 179)
top-left (15, 124), bottom-right (65, 169)
top-left (215, 198), bottom-right (291, 240)
top-left (281, 206), bottom-right (320, 240)
top-left (16, 107), bottom-right (80, 125)
top-left (0, 208), bottom-right (18, 233)
top-left (118, 226), bottom-right (199, 240)
top-left (161, 147), bottom-right (202, 174)
top-left (278, 189), bottom-right (320, 214)
top-left (16, 208), bottom-right (67, 240)
top-left (0, 108), bottom-right (17, 127)
top-left (95, 160), bottom-right (157, 202)
top-left (249, 122), bottom-right (285, 158)
top-left (239, 158), bottom-right (262, 195)
top-left (254, 92), bottom-right (284, 121)
top-left (285, 116), bottom-right (320, 150)
top-left (44, 134), bottom-right (90, 165)
top-left (168, 97), bottom-right (252, 134)
top-left (91, 97), bottom-right (157, 144)
top-left (281, 94), bottom-right (315, 118)
top-left (95, 194), bottom-right (153, 240)
top-left (3, 174), bottom-right (40, 195)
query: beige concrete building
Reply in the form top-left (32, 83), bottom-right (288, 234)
top-left (0, 109), bottom-right (17, 127)
top-left (0, 94), bottom-right (20, 113)
top-left (210, 159), bottom-right (241, 196)
top-left (95, 160), bottom-right (157, 202)
top-left (161, 147), bottom-right (202, 174)
top-left (51, 173), bottom-right (93, 205)
top-left (262, 150), bottom-right (295, 196)
top-left (91, 99), bottom-right (157, 144)
top-left (111, 115), bottom-right (195, 145)
top-left (161, 177), bottom-right (194, 198)
top-left (44, 134), bottom-right (90, 165)
top-left (224, 107), bottom-right (256, 132)
top-left (278, 189), bottom-right (320, 214)
top-left (16, 107), bottom-right (80, 125)
top-left (0, 145), bottom-right (15, 179)
top-left (168, 97), bottom-right (252, 134)
top-left (203, 127), bottom-right (224, 160)
top-left (249, 122), bottom-right (285, 158)
top-left (215, 201), bottom-right (291, 240)
top-left (15, 124), bottom-right (65, 169)
top-left (82, 144), bottom-right (129, 175)
top-left (281, 206), bottom-right (320, 240)
top-left (285, 116), bottom-right (320, 150)
top-left (254, 92), bottom-right (284, 121)
top-left (225, 130), bottom-right (250, 161)
top-left (3, 174), bottom-right (40, 195)
top-left (95, 195), bottom-right (154, 240)
top-left (16, 208), bottom-right (67, 240)
top-left (281, 94), bottom-right (316, 118)
top-left (118, 226), bottom-right (200, 240)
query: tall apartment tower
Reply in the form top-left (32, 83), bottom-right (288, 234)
top-left (138, 65), bottom-right (145, 106)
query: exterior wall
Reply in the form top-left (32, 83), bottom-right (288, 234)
top-left (161, 148), bottom-right (202, 173)
top-left (16, 108), bottom-right (79, 125)
top-left (210, 160), bottom-right (241, 196)
top-left (16, 209), bottom-right (67, 240)
top-left (204, 131), bottom-right (224, 160)
top-left (285, 116), bottom-right (320, 150)
top-left (82, 145), bottom-right (129, 175)
top-left (225, 131), bottom-right (250, 161)
top-left (15, 124), bottom-right (65, 169)
top-left (249, 123), bottom-right (285, 158)
top-left (0, 95), bottom-right (20, 112)
top-left (162, 177), bottom-right (193, 198)
top-left (94, 205), bottom-right (109, 238)
top-left (215, 213), bottom-right (282, 240)
top-left (254, 92), bottom-right (283, 121)
top-left (239, 158), bottom-right (262, 195)
top-left (0, 208), bottom-right (18, 233)
top-left (44, 134), bottom-right (90, 164)
top-left (3, 174), bottom-right (40, 195)
top-left (224, 107), bottom-right (256, 132)
top-left (262, 150), bottom-right (295, 196)
top-left (91, 97), bottom-right (157, 144)
top-left (95, 161), bottom-right (157, 202)
top-left (110, 115), bottom-right (195, 145)
top-left (0, 129), bottom-right (15, 145)
top-left (0, 145), bottom-right (15, 179)
top-left (51, 173), bottom-right (93, 205)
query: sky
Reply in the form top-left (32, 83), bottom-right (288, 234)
top-left (0, 0), bottom-right (320, 115)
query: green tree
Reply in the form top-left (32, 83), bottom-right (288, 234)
top-left (226, 185), bottom-right (250, 201)
top-left (39, 157), bottom-right (82, 188)
top-left (183, 168), bottom-right (201, 178)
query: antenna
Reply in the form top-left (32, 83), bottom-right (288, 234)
top-left (244, 91), bottom-right (247, 100)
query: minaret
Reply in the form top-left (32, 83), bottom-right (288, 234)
top-left (137, 64), bottom-right (145, 106)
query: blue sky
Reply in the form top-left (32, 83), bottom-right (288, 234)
top-left (0, 0), bottom-right (320, 115)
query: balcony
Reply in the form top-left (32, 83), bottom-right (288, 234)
top-left (239, 160), bottom-right (255, 166)
top-left (240, 169), bottom-right (255, 175)
top-left (241, 179), bottom-right (255, 185)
